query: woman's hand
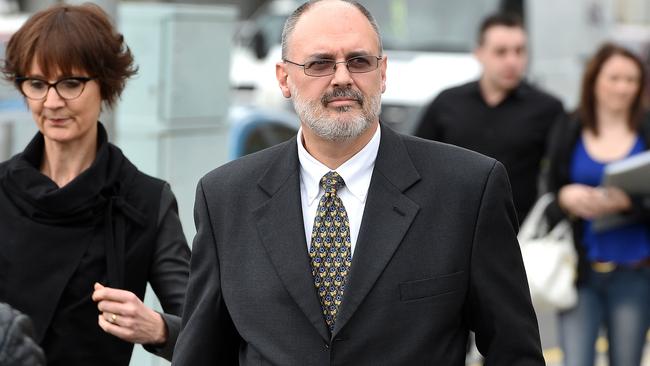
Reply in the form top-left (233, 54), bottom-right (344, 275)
top-left (558, 184), bottom-right (631, 219)
top-left (599, 186), bottom-right (632, 214)
top-left (92, 283), bottom-right (167, 346)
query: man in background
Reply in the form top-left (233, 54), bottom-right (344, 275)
top-left (415, 13), bottom-right (564, 221)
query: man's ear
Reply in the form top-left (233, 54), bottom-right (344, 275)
top-left (276, 62), bottom-right (292, 98)
top-left (473, 46), bottom-right (483, 63)
top-left (380, 55), bottom-right (387, 93)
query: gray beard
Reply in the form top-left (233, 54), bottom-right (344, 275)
top-left (291, 86), bottom-right (381, 141)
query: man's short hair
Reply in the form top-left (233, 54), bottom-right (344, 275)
top-left (477, 13), bottom-right (524, 46)
top-left (280, 0), bottom-right (383, 59)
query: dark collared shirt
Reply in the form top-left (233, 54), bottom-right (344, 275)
top-left (414, 80), bottom-right (564, 221)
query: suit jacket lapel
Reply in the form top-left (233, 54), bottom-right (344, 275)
top-left (333, 126), bottom-right (421, 336)
top-left (252, 141), bottom-right (330, 342)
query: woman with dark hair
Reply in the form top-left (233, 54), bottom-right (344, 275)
top-left (544, 43), bottom-right (650, 366)
top-left (0, 3), bottom-right (190, 365)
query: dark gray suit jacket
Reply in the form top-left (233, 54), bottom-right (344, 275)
top-left (172, 125), bottom-right (544, 365)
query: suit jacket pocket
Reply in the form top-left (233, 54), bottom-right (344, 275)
top-left (399, 271), bottom-right (464, 301)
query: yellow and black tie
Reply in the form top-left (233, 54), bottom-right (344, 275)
top-left (309, 171), bottom-right (352, 333)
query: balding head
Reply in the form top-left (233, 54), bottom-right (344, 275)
top-left (281, 0), bottom-right (382, 60)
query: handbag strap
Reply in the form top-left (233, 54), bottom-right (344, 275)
top-left (518, 193), bottom-right (555, 240)
top-left (546, 219), bottom-right (573, 241)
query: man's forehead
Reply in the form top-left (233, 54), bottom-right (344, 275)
top-left (482, 26), bottom-right (526, 47)
top-left (300, 0), bottom-right (359, 19)
top-left (287, 2), bottom-right (379, 57)
top-left (294, 2), bottom-right (369, 33)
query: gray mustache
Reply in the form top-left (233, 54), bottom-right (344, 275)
top-left (321, 88), bottom-right (363, 106)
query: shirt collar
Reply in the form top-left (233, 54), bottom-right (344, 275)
top-left (297, 125), bottom-right (381, 205)
top-left (473, 78), bottom-right (529, 101)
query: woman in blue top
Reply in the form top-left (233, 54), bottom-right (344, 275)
top-left (544, 43), bottom-right (650, 366)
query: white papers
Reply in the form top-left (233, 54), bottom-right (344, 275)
top-left (594, 150), bottom-right (650, 231)
top-left (603, 149), bottom-right (650, 194)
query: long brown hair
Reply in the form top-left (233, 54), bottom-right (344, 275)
top-left (578, 43), bottom-right (646, 135)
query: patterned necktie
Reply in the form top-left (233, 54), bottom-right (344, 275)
top-left (309, 171), bottom-right (352, 333)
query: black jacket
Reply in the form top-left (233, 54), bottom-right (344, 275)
top-left (0, 302), bottom-right (46, 366)
top-left (0, 124), bottom-right (189, 365)
top-left (173, 125), bottom-right (543, 365)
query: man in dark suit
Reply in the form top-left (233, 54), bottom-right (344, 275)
top-left (172, 1), bottom-right (544, 364)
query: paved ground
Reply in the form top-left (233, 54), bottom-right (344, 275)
top-left (467, 308), bottom-right (650, 365)
top-left (538, 309), bottom-right (650, 366)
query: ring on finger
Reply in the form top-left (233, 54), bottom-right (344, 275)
top-left (109, 313), bottom-right (118, 324)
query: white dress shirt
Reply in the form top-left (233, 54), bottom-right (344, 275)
top-left (297, 125), bottom-right (381, 257)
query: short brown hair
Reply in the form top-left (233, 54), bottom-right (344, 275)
top-left (1, 3), bottom-right (137, 108)
top-left (477, 13), bottom-right (524, 46)
top-left (578, 43), bottom-right (647, 135)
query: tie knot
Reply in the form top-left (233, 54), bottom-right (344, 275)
top-left (321, 171), bottom-right (345, 193)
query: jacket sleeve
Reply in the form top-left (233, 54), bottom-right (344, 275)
top-left (0, 302), bottom-right (46, 366)
top-left (628, 195), bottom-right (650, 223)
top-left (413, 96), bottom-right (443, 140)
top-left (171, 178), bottom-right (241, 365)
top-left (143, 183), bottom-right (191, 360)
top-left (542, 113), bottom-right (573, 226)
top-left (628, 114), bottom-right (650, 222)
top-left (467, 162), bottom-right (545, 365)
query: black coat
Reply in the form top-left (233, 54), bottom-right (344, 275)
top-left (173, 125), bottom-right (543, 365)
top-left (0, 124), bottom-right (186, 365)
top-left (0, 302), bottom-right (45, 366)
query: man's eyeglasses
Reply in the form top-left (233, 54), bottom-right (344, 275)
top-left (283, 55), bottom-right (382, 77)
top-left (15, 76), bottom-right (96, 100)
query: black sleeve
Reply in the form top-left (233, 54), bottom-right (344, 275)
top-left (171, 179), bottom-right (241, 365)
top-left (628, 195), bottom-right (650, 223)
top-left (629, 114), bottom-right (650, 222)
top-left (541, 98), bottom-right (566, 158)
top-left (0, 302), bottom-right (46, 366)
top-left (542, 113), bottom-right (573, 226)
top-left (143, 183), bottom-right (191, 360)
top-left (468, 161), bottom-right (545, 365)
top-left (537, 103), bottom-right (565, 195)
top-left (413, 96), bottom-right (442, 140)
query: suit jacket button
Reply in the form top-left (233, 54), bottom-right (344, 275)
top-left (324, 343), bottom-right (330, 350)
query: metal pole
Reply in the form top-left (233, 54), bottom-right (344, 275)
top-left (0, 121), bottom-right (12, 161)
top-left (20, 0), bottom-right (55, 12)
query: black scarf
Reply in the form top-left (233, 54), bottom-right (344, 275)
top-left (0, 123), bottom-right (146, 341)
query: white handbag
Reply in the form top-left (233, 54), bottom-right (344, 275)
top-left (517, 193), bottom-right (578, 311)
